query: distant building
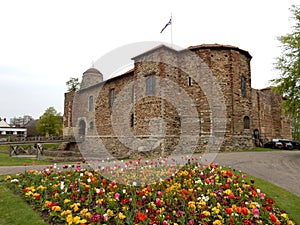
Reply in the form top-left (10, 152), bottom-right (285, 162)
top-left (24, 119), bottom-right (39, 136)
top-left (10, 115), bottom-right (33, 127)
top-left (0, 117), bottom-right (27, 137)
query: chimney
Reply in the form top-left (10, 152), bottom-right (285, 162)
top-left (3, 118), bottom-right (6, 122)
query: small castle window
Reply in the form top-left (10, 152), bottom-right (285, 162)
top-left (188, 77), bottom-right (192, 86)
top-left (88, 95), bottom-right (94, 112)
top-left (241, 75), bottom-right (246, 97)
top-left (131, 85), bottom-right (134, 103)
top-left (89, 121), bottom-right (94, 129)
top-left (146, 76), bottom-right (156, 96)
top-left (109, 89), bottom-right (115, 107)
top-left (243, 116), bottom-right (250, 129)
top-left (130, 114), bottom-right (134, 127)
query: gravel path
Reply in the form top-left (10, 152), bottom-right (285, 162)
top-left (1, 151), bottom-right (299, 196)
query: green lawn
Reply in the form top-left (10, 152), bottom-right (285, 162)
top-left (0, 143), bottom-right (61, 166)
top-left (0, 176), bottom-right (48, 225)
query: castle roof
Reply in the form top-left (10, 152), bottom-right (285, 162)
top-left (132, 43), bottom-right (252, 60)
top-left (187, 44), bottom-right (252, 58)
top-left (260, 86), bottom-right (273, 91)
top-left (132, 44), bottom-right (178, 60)
top-left (83, 68), bottom-right (101, 75)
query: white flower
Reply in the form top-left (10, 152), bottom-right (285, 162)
top-left (87, 178), bottom-right (91, 183)
top-left (60, 181), bottom-right (65, 190)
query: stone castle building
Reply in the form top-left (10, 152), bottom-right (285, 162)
top-left (63, 44), bottom-right (291, 159)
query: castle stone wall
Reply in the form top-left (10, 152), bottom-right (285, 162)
top-left (63, 44), bottom-right (291, 159)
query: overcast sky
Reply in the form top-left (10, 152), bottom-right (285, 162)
top-left (0, 0), bottom-right (299, 120)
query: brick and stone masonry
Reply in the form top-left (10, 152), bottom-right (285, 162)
top-left (63, 44), bottom-right (291, 159)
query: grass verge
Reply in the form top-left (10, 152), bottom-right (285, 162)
top-left (233, 169), bottom-right (300, 224)
top-left (0, 175), bottom-right (48, 225)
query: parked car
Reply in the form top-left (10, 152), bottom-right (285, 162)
top-left (263, 141), bottom-right (283, 149)
top-left (282, 141), bottom-right (293, 150)
top-left (278, 139), bottom-right (294, 150)
top-left (290, 141), bottom-right (300, 150)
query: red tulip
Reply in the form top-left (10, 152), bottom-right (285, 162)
top-left (226, 207), bottom-right (233, 215)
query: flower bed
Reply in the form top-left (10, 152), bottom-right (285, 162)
top-left (6, 157), bottom-right (295, 225)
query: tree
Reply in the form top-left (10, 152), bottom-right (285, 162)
top-left (66, 77), bottom-right (80, 92)
top-left (272, 5), bottom-right (300, 140)
top-left (272, 5), bottom-right (300, 117)
top-left (291, 117), bottom-right (300, 140)
top-left (36, 107), bottom-right (63, 136)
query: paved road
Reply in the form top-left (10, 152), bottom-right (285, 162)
top-left (1, 151), bottom-right (299, 196)
top-left (212, 151), bottom-right (300, 196)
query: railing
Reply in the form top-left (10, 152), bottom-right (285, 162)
top-left (0, 136), bottom-right (75, 144)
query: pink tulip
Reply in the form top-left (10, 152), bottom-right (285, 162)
top-left (252, 208), bottom-right (260, 218)
top-left (155, 198), bottom-right (161, 206)
top-left (115, 192), bottom-right (120, 200)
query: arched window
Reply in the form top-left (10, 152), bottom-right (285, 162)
top-left (243, 116), bottom-right (250, 129)
top-left (241, 75), bottom-right (246, 97)
top-left (79, 120), bottom-right (86, 136)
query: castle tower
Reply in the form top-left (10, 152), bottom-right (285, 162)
top-left (80, 67), bottom-right (103, 89)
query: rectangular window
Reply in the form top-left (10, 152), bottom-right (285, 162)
top-left (131, 85), bottom-right (134, 103)
top-left (188, 77), bottom-right (192, 86)
top-left (241, 75), bottom-right (246, 97)
top-left (109, 89), bottom-right (115, 107)
top-left (89, 121), bottom-right (94, 129)
top-left (88, 95), bottom-right (94, 112)
top-left (146, 76), bottom-right (156, 96)
top-left (131, 114), bottom-right (134, 127)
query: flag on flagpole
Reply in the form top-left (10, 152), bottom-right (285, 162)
top-left (160, 18), bottom-right (172, 33)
